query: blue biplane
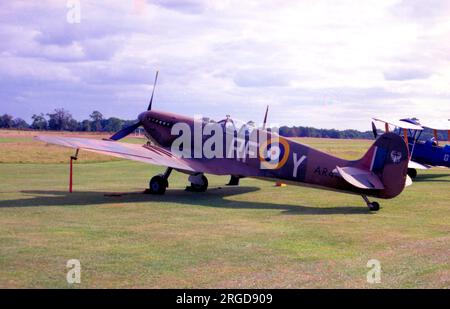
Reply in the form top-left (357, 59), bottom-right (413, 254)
top-left (372, 117), bottom-right (450, 178)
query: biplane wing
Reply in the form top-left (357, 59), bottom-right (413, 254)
top-left (418, 119), bottom-right (450, 144)
top-left (34, 135), bottom-right (195, 172)
top-left (418, 120), bottom-right (450, 131)
top-left (405, 174), bottom-right (413, 187)
top-left (372, 117), bottom-right (423, 130)
top-left (408, 160), bottom-right (430, 170)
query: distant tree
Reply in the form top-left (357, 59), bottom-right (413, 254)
top-left (89, 110), bottom-right (103, 131)
top-left (421, 127), bottom-right (447, 141)
top-left (342, 129), bottom-right (358, 139)
top-left (104, 117), bottom-right (123, 132)
top-left (67, 118), bottom-right (79, 131)
top-left (0, 114), bottom-right (14, 128)
top-left (31, 113), bottom-right (48, 130)
top-left (278, 125), bottom-right (374, 139)
top-left (78, 119), bottom-right (91, 132)
top-left (326, 129), bottom-right (341, 139)
top-left (279, 126), bottom-right (290, 137)
top-left (47, 108), bottom-right (74, 131)
top-left (122, 119), bottom-right (139, 129)
top-left (0, 108), bottom-right (381, 139)
top-left (12, 118), bottom-right (29, 129)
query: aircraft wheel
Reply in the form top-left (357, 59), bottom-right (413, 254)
top-left (368, 202), bottom-right (380, 212)
top-left (190, 175), bottom-right (208, 192)
top-left (407, 168), bottom-right (417, 179)
top-left (149, 175), bottom-right (168, 195)
top-left (226, 175), bottom-right (240, 186)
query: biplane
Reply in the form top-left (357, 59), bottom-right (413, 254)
top-left (372, 117), bottom-right (450, 178)
top-left (34, 73), bottom-right (411, 211)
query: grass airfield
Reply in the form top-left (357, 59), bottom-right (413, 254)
top-left (0, 130), bottom-right (449, 288)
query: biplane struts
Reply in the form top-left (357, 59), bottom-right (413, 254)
top-left (372, 117), bottom-right (450, 178)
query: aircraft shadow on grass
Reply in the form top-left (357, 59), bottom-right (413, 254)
top-left (0, 186), bottom-right (371, 215)
top-left (414, 173), bottom-right (450, 183)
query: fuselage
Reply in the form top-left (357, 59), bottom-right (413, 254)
top-left (138, 110), bottom-right (405, 199)
top-left (409, 140), bottom-right (450, 168)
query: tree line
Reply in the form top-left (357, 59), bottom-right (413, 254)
top-left (277, 125), bottom-right (447, 141)
top-left (0, 109), bottom-right (138, 133)
top-left (1, 109), bottom-right (446, 140)
top-left (278, 126), bottom-right (375, 139)
top-left (0, 109), bottom-right (374, 138)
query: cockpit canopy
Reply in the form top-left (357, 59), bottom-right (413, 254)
top-left (202, 116), bottom-right (259, 136)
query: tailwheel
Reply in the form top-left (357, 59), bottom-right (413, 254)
top-left (407, 168), bottom-right (417, 179)
top-left (149, 175), bottom-right (168, 195)
top-left (361, 195), bottom-right (380, 212)
top-left (187, 174), bottom-right (208, 192)
top-left (367, 202), bottom-right (380, 212)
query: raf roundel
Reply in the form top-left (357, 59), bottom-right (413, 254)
top-left (259, 138), bottom-right (290, 169)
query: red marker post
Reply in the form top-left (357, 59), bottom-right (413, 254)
top-left (69, 149), bottom-right (79, 193)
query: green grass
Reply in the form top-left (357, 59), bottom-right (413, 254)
top-left (0, 137), bottom-right (34, 143)
top-left (293, 137), bottom-right (372, 160)
top-left (0, 136), bottom-right (449, 288)
top-left (0, 135), bottom-right (144, 164)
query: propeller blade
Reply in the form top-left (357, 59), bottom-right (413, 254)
top-left (371, 121), bottom-right (378, 139)
top-left (262, 105), bottom-right (269, 130)
top-left (147, 70), bottom-right (159, 111)
top-left (109, 121), bottom-right (142, 141)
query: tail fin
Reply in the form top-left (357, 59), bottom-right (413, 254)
top-left (355, 132), bottom-right (409, 198)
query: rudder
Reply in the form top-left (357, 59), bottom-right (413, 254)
top-left (356, 132), bottom-right (409, 198)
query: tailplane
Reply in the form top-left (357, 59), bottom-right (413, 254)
top-left (357, 132), bottom-right (409, 198)
top-left (336, 132), bottom-right (409, 198)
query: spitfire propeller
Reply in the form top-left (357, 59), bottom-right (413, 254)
top-left (147, 70), bottom-right (159, 111)
top-left (108, 71), bottom-right (159, 141)
top-left (371, 121), bottom-right (378, 139)
top-left (109, 121), bottom-right (142, 141)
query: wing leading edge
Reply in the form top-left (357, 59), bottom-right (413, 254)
top-left (34, 135), bottom-right (195, 172)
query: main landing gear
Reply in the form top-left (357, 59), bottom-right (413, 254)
top-left (186, 173), bottom-right (209, 192)
top-left (361, 195), bottom-right (380, 211)
top-left (148, 167), bottom-right (172, 195)
top-left (147, 168), bottom-right (209, 194)
top-left (226, 175), bottom-right (240, 186)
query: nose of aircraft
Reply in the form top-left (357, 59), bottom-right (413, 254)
top-left (138, 111), bottom-right (149, 122)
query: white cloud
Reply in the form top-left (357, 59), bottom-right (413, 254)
top-left (0, 0), bottom-right (449, 129)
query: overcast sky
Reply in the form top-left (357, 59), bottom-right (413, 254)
top-left (1, 0), bottom-right (449, 130)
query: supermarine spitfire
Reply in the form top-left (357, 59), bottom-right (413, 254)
top-left (35, 73), bottom-right (411, 211)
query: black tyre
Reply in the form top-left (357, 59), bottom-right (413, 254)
top-left (407, 168), bottom-right (417, 179)
top-left (226, 175), bottom-right (240, 186)
top-left (191, 175), bottom-right (208, 192)
top-left (149, 175), bottom-right (168, 195)
top-left (368, 202), bottom-right (380, 211)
